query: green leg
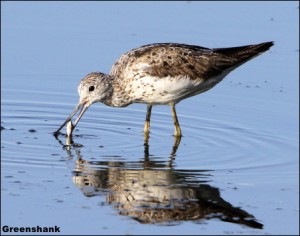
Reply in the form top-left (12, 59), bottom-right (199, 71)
top-left (144, 105), bottom-right (152, 142)
top-left (170, 103), bottom-right (182, 137)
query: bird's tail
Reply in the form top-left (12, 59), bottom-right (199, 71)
top-left (213, 41), bottom-right (274, 62)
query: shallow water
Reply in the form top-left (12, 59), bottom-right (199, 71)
top-left (1, 1), bottom-right (299, 235)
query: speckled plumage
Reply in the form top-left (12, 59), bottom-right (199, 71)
top-left (54, 42), bottom-right (273, 138)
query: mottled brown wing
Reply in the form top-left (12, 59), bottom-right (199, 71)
top-left (110, 43), bottom-right (239, 81)
top-left (110, 42), bottom-right (273, 81)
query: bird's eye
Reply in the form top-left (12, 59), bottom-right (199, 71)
top-left (89, 86), bottom-right (95, 92)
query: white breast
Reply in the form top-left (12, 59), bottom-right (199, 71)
top-left (125, 72), bottom-right (228, 105)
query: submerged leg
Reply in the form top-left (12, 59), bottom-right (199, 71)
top-left (168, 135), bottom-right (182, 168)
top-left (144, 105), bottom-right (152, 142)
top-left (170, 103), bottom-right (182, 137)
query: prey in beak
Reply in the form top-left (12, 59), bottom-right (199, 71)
top-left (53, 101), bottom-right (90, 137)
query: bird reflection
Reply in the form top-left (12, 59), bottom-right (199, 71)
top-left (54, 132), bottom-right (263, 228)
top-left (70, 145), bottom-right (263, 229)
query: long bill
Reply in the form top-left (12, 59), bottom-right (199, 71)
top-left (53, 101), bottom-right (89, 137)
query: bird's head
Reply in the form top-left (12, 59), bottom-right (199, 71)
top-left (54, 72), bottom-right (113, 136)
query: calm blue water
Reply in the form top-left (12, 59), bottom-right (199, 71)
top-left (1, 1), bottom-right (299, 235)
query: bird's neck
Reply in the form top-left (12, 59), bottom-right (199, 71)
top-left (102, 75), bottom-right (131, 107)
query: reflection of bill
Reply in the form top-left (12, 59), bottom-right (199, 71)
top-left (73, 159), bottom-right (263, 229)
